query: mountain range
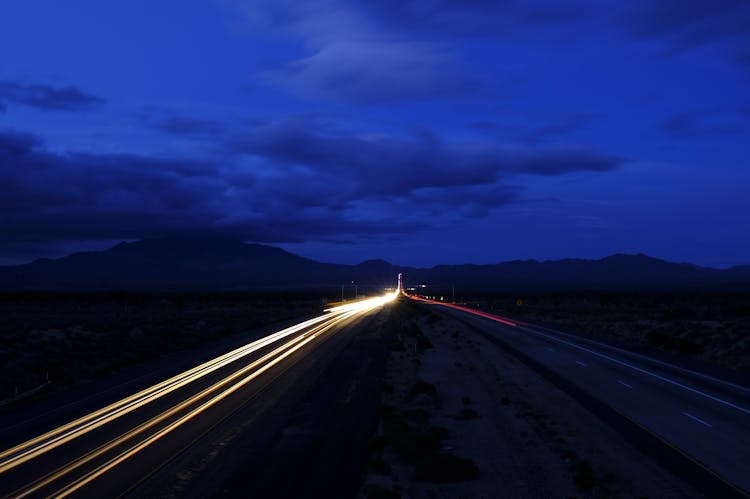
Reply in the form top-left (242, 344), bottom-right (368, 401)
top-left (0, 237), bottom-right (748, 292)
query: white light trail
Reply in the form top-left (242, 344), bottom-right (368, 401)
top-left (0, 289), bottom-right (398, 496)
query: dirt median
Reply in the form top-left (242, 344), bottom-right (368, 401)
top-left (359, 299), bottom-right (701, 498)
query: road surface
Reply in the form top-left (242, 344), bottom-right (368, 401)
top-left (0, 292), bottom-right (397, 498)
top-left (410, 295), bottom-right (750, 498)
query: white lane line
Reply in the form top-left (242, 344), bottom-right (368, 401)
top-left (528, 322), bottom-right (750, 395)
top-left (617, 379), bottom-right (633, 389)
top-left (683, 412), bottom-right (713, 428)
top-left (575, 361), bottom-right (588, 367)
top-left (515, 324), bottom-right (750, 417)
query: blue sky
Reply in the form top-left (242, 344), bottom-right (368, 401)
top-left (1, 0), bottom-right (748, 267)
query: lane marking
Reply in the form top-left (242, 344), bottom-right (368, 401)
top-left (525, 322), bottom-right (750, 396)
top-left (683, 412), bottom-right (713, 428)
top-left (412, 298), bottom-right (750, 417)
top-left (575, 361), bottom-right (588, 367)
top-left (509, 324), bottom-right (750, 417)
top-left (413, 295), bottom-right (750, 398)
top-left (617, 379), bottom-right (633, 389)
top-left (409, 295), bottom-right (750, 415)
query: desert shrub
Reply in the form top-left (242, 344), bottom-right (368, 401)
top-left (364, 484), bottom-right (400, 499)
top-left (368, 454), bottom-right (391, 475)
top-left (570, 459), bottom-right (596, 491)
top-left (408, 380), bottom-right (437, 399)
top-left (457, 407), bottom-right (479, 420)
top-left (415, 334), bottom-right (433, 352)
top-left (380, 407), bottom-right (447, 463)
top-left (412, 452), bottom-right (479, 482)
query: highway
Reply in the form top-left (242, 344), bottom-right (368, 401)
top-left (0, 291), bottom-right (398, 498)
top-left (410, 295), bottom-right (750, 498)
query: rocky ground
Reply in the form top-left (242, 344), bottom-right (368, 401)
top-left (359, 299), bottom-right (700, 499)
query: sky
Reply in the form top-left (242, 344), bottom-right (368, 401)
top-left (0, 0), bottom-right (748, 268)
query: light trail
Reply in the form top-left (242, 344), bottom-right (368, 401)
top-left (0, 315), bottom-right (332, 474)
top-left (1, 290), bottom-right (398, 496)
top-left (408, 294), bottom-right (518, 327)
top-left (13, 309), bottom-right (360, 498)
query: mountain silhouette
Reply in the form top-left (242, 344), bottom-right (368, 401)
top-left (0, 237), bottom-right (747, 291)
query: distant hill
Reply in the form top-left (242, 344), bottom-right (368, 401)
top-left (0, 237), bottom-right (747, 291)
top-left (403, 253), bottom-right (748, 291)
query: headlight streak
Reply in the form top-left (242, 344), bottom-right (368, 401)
top-left (13, 309), bottom-right (359, 499)
top-left (1, 290), bottom-right (398, 497)
top-left (0, 314), bottom-right (334, 474)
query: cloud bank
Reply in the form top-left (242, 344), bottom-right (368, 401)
top-left (0, 80), bottom-right (104, 112)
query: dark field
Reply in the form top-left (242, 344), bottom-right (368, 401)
top-left (456, 292), bottom-right (750, 375)
top-left (0, 292), bottom-right (328, 402)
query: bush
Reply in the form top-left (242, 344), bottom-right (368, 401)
top-left (416, 334), bottom-right (433, 352)
top-left (570, 459), bottom-right (596, 491)
top-left (364, 484), bottom-right (400, 499)
top-left (408, 380), bottom-right (437, 399)
top-left (457, 407), bottom-right (479, 420)
top-left (412, 452), bottom-right (479, 482)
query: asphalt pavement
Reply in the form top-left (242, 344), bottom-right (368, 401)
top-left (415, 297), bottom-right (750, 498)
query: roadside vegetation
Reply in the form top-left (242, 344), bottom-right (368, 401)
top-left (0, 292), bottom-right (323, 401)
top-left (363, 300), bottom-right (479, 499)
top-left (360, 298), bottom-right (699, 498)
top-left (461, 292), bottom-right (750, 374)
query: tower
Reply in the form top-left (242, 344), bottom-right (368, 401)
top-left (397, 273), bottom-right (403, 293)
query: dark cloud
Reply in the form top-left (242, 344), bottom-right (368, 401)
top-left (406, 183), bottom-right (521, 218)
top-left (359, 0), bottom-right (595, 38)
top-left (0, 129), bottom-right (43, 154)
top-left (230, 1), bottom-right (602, 104)
top-left (238, 0), bottom-right (595, 41)
top-left (231, 0), bottom-right (490, 103)
top-left (0, 80), bottom-right (104, 111)
top-left (624, 0), bottom-right (750, 55)
top-left (660, 111), bottom-right (746, 137)
top-left (229, 118), bottom-right (621, 195)
top-left (735, 46), bottom-right (750, 75)
top-left (154, 117), bottom-right (226, 137)
top-left (473, 114), bottom-right (593, 143)
top-left (518, 114), bottom-right (593, 142)
top-left (470, 121), bottom-right (497, 129)
top-left (502, 147), bottom-right (619, 175)
top-left (0, 129), bottom-right (227, 244)
top-left (0, 128), bottom-right (464, 251)
top-left (1, 119), bottom-right (621, 258)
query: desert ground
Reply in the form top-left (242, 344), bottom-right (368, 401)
top-left (452, 293), bottom-right (750, 376)
top-left (0, 292), bottom-right (323, 402)
top-left (358, 299), bottom-right (699, 498)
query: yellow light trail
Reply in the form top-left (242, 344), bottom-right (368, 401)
top-left (13, 309), bottom-right (359, 498)
top-left (0, 314), bottom-right (331, 473)
top-left (1, 290), bottom-right (398, 496)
